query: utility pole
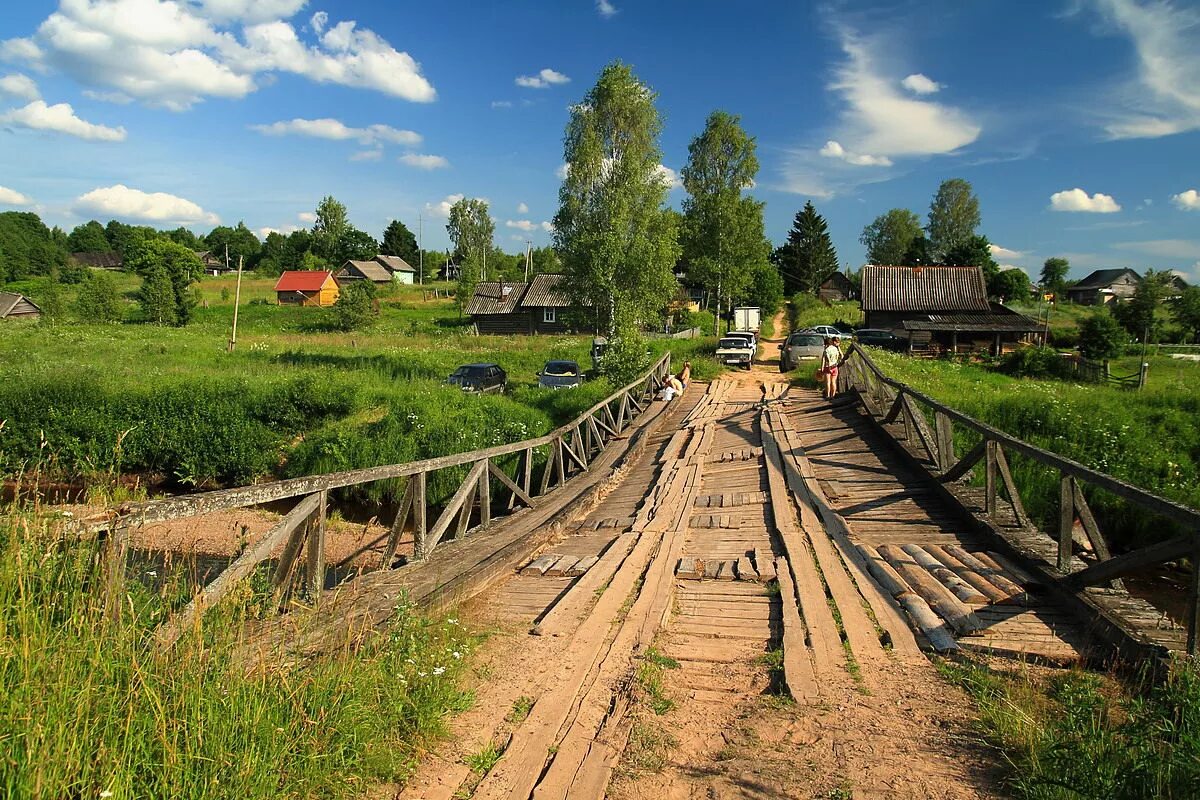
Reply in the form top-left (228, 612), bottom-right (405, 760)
top-left (227, 255), bottom-right (243, 353)
top-left (525, 240), bottom-right (532, 281)
top-left (418, 212), bottom-right (424, 285)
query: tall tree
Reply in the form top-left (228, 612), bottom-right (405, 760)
top-left (311, 196), bottom-right (350, 262)
top-left (1173, 285), bottom-right (1200, 343)
top-left (125, 239), bottom-right (202, 325)
top-left (0, 211), bottom-right (68, 280)
top-left (943, 234), bottom-right (1000, 292)
top-left (74, 270), bottom-right (123, 323)
top-left (137, 266), bottom-right (178, 325)
top-left (991, 268), bottom-right (1031, 303)
top-left (446, 198), bottom-right (494, 307)
top-left (204, 222), bottom-right (261, 269)
top-left (926, 178), bottom-right (981, 263)
top-left (165, 226), bottom-right (203, 250)
top-left (67, 220), bottom-right (111, 253)
top-left (1040, 257), bottom-right (1070, 296)
top-left (381, 219), bottom-right (420, 266)
top-left (900, 234), bottom-right (934, 266)
top-left (680, 110), bottom-right (769, 334)
top-left (860, 208), bottom-right (922, 266)
top-left (1113, 269), bottom-right (1173, 342)
top-left (554, 61), bottom-right (680, 364)
top-left (774, 202), bottom-right (838, 295)
top-left (336, 227), bottom-right (378, 264)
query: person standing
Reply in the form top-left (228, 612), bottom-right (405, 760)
top-left (821, 336), bottom-right (841, 400)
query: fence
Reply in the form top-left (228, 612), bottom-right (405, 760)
top-left (89, 353), bottom-right (673, 647)
top-left (1069, 356), bottom-right (1148, 390)
top-left (837, 343), bottom-right (1200, 656)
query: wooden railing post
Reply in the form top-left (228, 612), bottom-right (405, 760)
top-left (1188, 536), bottom-right (1200, 656)
top-left (935, 411), bottom-right (954, 472)
top-left (985, 439), bottom-right (998, 517)
top-left (1059, 473), bottom-right (1075, 572)
top-left (478, 459), bottom-right (491, 528)
top-left (413, 470), bottom-right (427, 560)
top-left (306, 490), bottom-right (326, 599)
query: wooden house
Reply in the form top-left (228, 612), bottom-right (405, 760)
top-left (0, 292), bottom-right (41, 320)
top-left (336, 259), bottom-right (395, 285)
top-left (274, 271), bottom-right (340, 307)
top-left (195, 251), bottom-right (232, 275)
top-left (818, 271), bottom-right (854, 302)
top-left (70, 251), bottom-right (123, 271)
top-left (374, 255), bottom-right (416, 284)
top-left (860, 264), bottom-right (1042, 355)
top-left (465, 273), bottom-right (580, 334)
top-left (1065, 268), bottom-right (1141, 305)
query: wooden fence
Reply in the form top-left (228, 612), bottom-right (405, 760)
top-left (1070, 356), bottom-right (1148, 390)
top-left (91, 354), bottom-right (673, 646)
top-left (837, 343), bottom-right (1200, 656)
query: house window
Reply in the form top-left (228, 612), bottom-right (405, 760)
top-left (543, 308), bottom-right (556, 324)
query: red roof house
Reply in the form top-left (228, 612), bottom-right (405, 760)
top-left (274, 271), bottom-right (340, 307)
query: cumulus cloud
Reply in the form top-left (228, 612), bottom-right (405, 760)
top-left (1171, 189), bottom-right (1200, 210)
top-left (515, 68), bottom-right (570, 89)
top-left (656, 164), bottom-right (682, 190)
top-left (0, 73), bottom-right (39, 100)
top-left (297, 211), bottom-right (316, 222)
top-left (989, 243), bottom-right (1026, 260)
top-left (1085, 0), bottom-right (1200, 139)
top-left (74, 184), bottom-right (219, 225)
top-left (425, 193), bottom-right (464, 217)
top-left (0, 1), bottom-right (435, 110)
top-left (309, 10), bottom-right (328, 33)
top-left (818, 139), bottom-right (892, 167)
top-left (517, 202), bottom-right (528, 214)
top-left (0, 100), bottom-right (126, 141)
top-left (901, 73), bottom-right (941, 95)
top-left (555, 163), bottom-right (570, 180)
top-left (1049, 188), bottom-right (1122, 213)
top-left (0, 185), bottom-right (33, 206)
top-left (505, 219), bottom-right (536, 232)
top-left (399, 153), bottom-right (448, 169)
top-left (251, 117), bottom-right (421, 146)
top-left (596, 0), bottom-right (617, 18)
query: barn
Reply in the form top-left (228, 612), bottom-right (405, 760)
top-left (374, 255), bottom-right (417, 284)
top-left (0, 292), bottom-right (42, 320)
top-left (861, 265), bottom-right (1042, 355)
top-left (818, 271), bottom-right (854, 302)
top-left (274, 271), bottom-right (340, 307)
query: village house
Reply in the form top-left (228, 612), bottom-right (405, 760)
top-left (860, 264), bottom-right (1042, 355)
top-left (70, 252), bottom-right (123, 271)
top-left (274, 270), bottom-right (340, 307)
top-left (1065, 268), bottom-right (1141, 305)
top-left (195, 251), bottom-right (233, 276)
top-left (336, 259), bottom-right (395, 285)
top-left (818, 271), bottom-right (855, 302)
top-left (374, 254), bottom-right (417, 284)
top-left (0, 292), bottom-right (42, 320)
top-left (465, 273), bottom-right (580, 334)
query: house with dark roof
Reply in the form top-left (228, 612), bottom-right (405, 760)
top-left (195, 250), bottom-right (233, 275)
top-left (818, 271), bottom-right (855, 302)
top-left (70, 252), bottom-right (123, 271)
top-left (0, 292), bottom-right (41, 320)
top-left (274, 271), bottom-right (340, 306)
top-left (465, 273), bottom-right (582, 334)
top-left (861, 265), bottom-right (1042, 355)
top-left (1065, 268), bottom-right (1141, 305)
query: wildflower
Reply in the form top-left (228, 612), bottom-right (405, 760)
top-left (100, 792), bottom-right (113, 799)
top-left (452, 650), bottom-right (462, 659)
top-left (418, 671), bottom-right (428, 677)
top-left (433, 666), bottom-right (446, 676)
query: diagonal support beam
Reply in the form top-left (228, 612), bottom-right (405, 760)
top-left (488, 459), bottom-right (535, 509)
top-left (425, 459), bottom-right (488, 555)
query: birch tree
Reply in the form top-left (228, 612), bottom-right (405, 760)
top-left (446, 198), bottom-right (494, 308)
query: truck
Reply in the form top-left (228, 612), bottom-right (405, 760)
top-left (732, 306), bottom-right (761, 333)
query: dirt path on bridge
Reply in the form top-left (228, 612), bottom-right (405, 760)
top-left (388, 312), bottom-right (1004, 799)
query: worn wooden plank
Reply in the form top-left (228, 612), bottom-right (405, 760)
top-left (939, 440), bottom-right (985, 484)
top-left (993, 445), bottom-right (1031, 527)
top-left (381, 477), bottom-right (415, 567)
top-left (1070, 481), bottom-right (1124, 591)
top-left (566, 555), bottom-right (599, 577)
top-left (1059, 473), bottom-right (1075, 572)
top-left (545, 554), bottom-right (579, 577)
top-left (735, 556), bottom-right (758, 582)
top-left (521, 554), bottom-right (559, 576)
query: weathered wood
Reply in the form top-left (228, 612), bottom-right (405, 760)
top-left (1070, 481), bottom-right (1124, 590)
top-left (754, 548), bottom-right (776, 582)
top-left (992, 445), bottom-right (1030, 527)
top-left (1059, 474), bottom-right (1075, 572)
top-left (934, 410), bottom-right (954, 472)
top-left (426, 459), bottom-right (488, 554)
top-left (985, 439), bottom-right (998, 517)
top-left (897, 593), bottom-right (959, 653)
top-left (412, 471), bottom-right (427, 560)
top-left (538, 443), bottom-right (558, 496)
top-left (521, 554), bottom-right (559, 576)
top-left (901, 544), bottom-right (987, 604)
top-left (716, 560), bottom-right (735, 581)
top-left (455, 480), bottom-right (477, 539)
top-left (381, 478), bottom-right (415, 567)
top-left (488, 459), bottom-right (535, 510)
top-left (940, 440), bottom-right (985, 484)
top-left (677, 557), bottom-right (700, 579)
top-left (879, 544), bottom-right (981, 635)
top-left (775, 556), bottom-right (819, 701)
top-left (1065, 534), bottom-right (1194, 589)
top-left (566, 555), bottom-right (598, 577)
top-left (306, 490), bottom-right (327, 599)
top-left (478, 461), bottom-right (492, 529)
top-left (855, 543), bottom-right (913, 599)
top-left (735, 556), bottom-right (758, 582)
top-left (545, 555), bottom-right (579, 577)
top-left (925, 545), bottom-right (1012, 604)
top-left (902, 393), bottom-right (938, 464)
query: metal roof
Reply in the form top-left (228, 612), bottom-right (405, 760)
top-left (465, 281), bottom-right (529, 315)
top-left (901, 310), bottom-right (1043, 333)
top-left (339, 259), bottom-right (393, 283)
top-left (860, 265), bottom-right (990, 312)
top-left (520, 273), bottom-right (575, 308)
top-left (70, 252), bottom-right (122, 268)
top-left (374, 254), bottom-right (416, 273)
top-left (274, 271), bottom-right (334, 292)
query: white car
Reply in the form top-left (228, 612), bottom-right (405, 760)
top-left (726, 330), bottom-right (758, 355)
top-left (808, 325), bottom-right (846, 341)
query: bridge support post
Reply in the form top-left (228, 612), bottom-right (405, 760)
top-left (935, 411), bottom-right (954, 472)
top-left (1059, 474), bottom-right (1075, 572)
top-left (413, 471), bottom-right (427, 560)
top-left (1189, 538), bottom-right (1200, 656)
top-left (985, 440), bottom-right (998, 517)
top-left (306, 490), bottom-right (326, 600)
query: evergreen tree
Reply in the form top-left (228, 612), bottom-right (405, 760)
top-left (381, 220), bottom-right (420, 266)
top-left (138, 266), bottom-right (178, 325)
top-left (774, 202), bottom-right (838, 295)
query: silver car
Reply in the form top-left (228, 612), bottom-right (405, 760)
top-left (779, 332), bottom-right (825, 372)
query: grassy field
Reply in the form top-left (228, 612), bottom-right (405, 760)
top-left (0, 274), bottom-right (721, 498)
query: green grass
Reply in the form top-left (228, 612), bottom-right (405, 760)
top-left (0, 505), bottom-right (477, 798)
top-left (867, 348), bottom-right (1200, 549)
top-left (507, 695), bottom-right (534, 724)
top-left (940, 656), bottom-right (1200, 799)
top-left (636, 647), bottom-right (679, 715)
top-left (788, 295), bottom-right (861, 333)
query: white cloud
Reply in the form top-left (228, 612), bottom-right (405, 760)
top-left (250, 117), bottom-right (421, 146)
top-left (515, 68), bottom-right (570, 89)
top-left (82, 89), bottom-right (132, 104)
top-left (0, 73), bottom-right (39, 100)
top-left (818, 139), bottom-right (892, 167)
top-left (309, 11), bottom-right (328, 33)
top-left (74, 184), bottom-right (219, 225)
top-left (656, 164), bottom-right (681, 190)
top-left (505, 219), bottom-right (537, 232)
top-left (1049, 188), bottom-right (1122, 213)
top-left (1171, 189), bottom-right (1200, 210)
top-left (517, 202), bottom-right (528, 214)
top-left (1086, 0), bottom-right (1200, 139)
top-left (1, 2), bottom-right (434, 110)
top-left (555, 163), bottom-right (570, 180)
top-left (0, 185), bottom-right (33, 206)
top-left (541, 220), bottom-right (554, 232)
top-left (0, 100), bottom-right (126, 141)
top-left (826, 25), bottom-right (980, 158)
top-left (989, 243), bottom-right (1026, 260)
top-left (425, 193), bottom-right (463, 217)
top-left (349, 148), bottom-right (382, 162)
top-left (399, 153), bottom-right (449, 169)
top-left (297, 211), bottom-right (316, 223)
top-left (1112, 239), bottom-right (1200, 260)
top-left (491, 100), bottom-right (512, 109)
top-left (596, 0), bottom-right (617, 18)
top-left (901, 73), bottom-right (941, 95)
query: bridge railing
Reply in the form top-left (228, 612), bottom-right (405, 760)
top-left (838, 343), bottom-right (1200, 655)
top-left (89, 353), bottom-right (672, 645)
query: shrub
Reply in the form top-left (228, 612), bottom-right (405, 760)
top-left (74, 271), bottom-right (124, 323)
top-left (998, 347), bottom-right (1075, 380)
top-left (1078, 313), bottom-right (1126, 360)
top-left (597, 331), bottom-right (650, 384)
top-left (331, 281), bottom-right (379, 331)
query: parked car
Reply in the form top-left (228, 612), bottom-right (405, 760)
top-left (809, 325), bottom-right (847, 341)
top-left (779, 331), bottom-right (825, 372)
top-left (726, 330), bottom-right (758, 355)
top-left (448, 363), bottom-right (507, 393)
top-left (715, 336), bottom-right (755, 369)
top-left (538, 359), bottom-right (583, 389)
top-left (854, 328), bottom-right (906, 351)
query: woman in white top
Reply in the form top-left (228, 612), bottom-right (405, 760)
top-left (821, 337), bottom-right (841, 400)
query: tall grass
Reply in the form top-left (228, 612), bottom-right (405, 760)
top-left (0, 505), bottom-right (475, 798)
top-left (940, 657), bottom-right (1200, 799)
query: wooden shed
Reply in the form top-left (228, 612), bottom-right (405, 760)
top-left (465, 274), bottom-right (581, 334)
top-left (274, 271), bottom-right (340, 307)
top-left (861, 264), bottom-right (1042, 355)
top-left (818, 271), bottom-right (854, 302)
top-left (374, 255), bottom-right (416, 284)
top-left (0, 292), bottom-right (42, 320)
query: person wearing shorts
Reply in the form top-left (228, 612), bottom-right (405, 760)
top-left (821, 337), bottom-right (840, 400)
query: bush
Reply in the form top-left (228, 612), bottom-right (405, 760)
top-left (331, 281), bottom-right (379, 331)
top-left (74, 271), bottom-right (124, 323)
top-left (998, 347), bottom-right (1075, 380)
top-left (598, 332), bottom-right (650, 385)
top-left (1078, 313), bottom-right (1127, 360)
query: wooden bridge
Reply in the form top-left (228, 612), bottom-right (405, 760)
top-left (91, 335), bottom-right (1199, 797)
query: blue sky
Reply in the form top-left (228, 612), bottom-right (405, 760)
top-left (1, 0), bottom-right (1198, 281)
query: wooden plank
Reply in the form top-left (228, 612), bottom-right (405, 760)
top-left (478, 460), bottom-right (492, 529)
top-left (381, 477), bottom-right (415, 566)
top-left (677, 557), bottom-right (700, 579)
top-left (934, 410), bottom-right (954, 472)
top-left (901, 544), bottom-right (987, 605)
top-left (426, 459), bottom-right (489, 554)
top-left (775, 556), bottom-right (819, 700)
top-left (925, 545), bottom-right (1013, 604)
top-left (879, 544), bottom-right (981, 635)
top-left (735, 556), bottom-right (758, 581)
top-left (521, 554), bottom-right (559, 576)
top-left (993, 445), bottom-right (1031, 527)
top-left (412, 471), bottom-right (427, 560)
top-left (716, 560), bottom-right (736, 581)
top-left (306, 490), bottom-right (327, 599)
top-left (1059, 473), bottom-right (1075, 572)
top-left (566, 555), bottom-right (598, 577)
top-left (939, 440), bottom-right (985, 484)
top-left (754, 548), bottom-right (776, 581)
top-left (488, 459), bottom-right (535, 509)
top-left (1071, 481), bottom-right (1124, 591)
top-left (545, 555), bottom-right (579, 577)
top-left (985, 439), bottom-right (998, 517)
top-left (1065, 534), bottom-right (1193, 589)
